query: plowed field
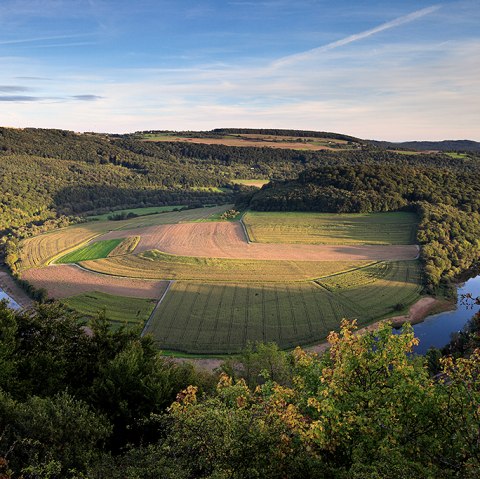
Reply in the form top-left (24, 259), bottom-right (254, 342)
top-left (95, 222), bottom-right (418, 261)
top-left (22, 264), bottom-right (169, 299)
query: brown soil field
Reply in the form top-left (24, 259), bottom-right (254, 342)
top-left (96, 222), bottom-right (419, 261)
top-left (146, 136), bottom-right (342, 151)
top-left (22, 265), bottom-right (169, 299)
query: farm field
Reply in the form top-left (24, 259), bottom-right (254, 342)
top-left (18, 206), bottom-right (422, 355)
top-left (145, 261), bottom-right (422, 354)
top-left (19, 222), bottom-right (110, 270)
top-left (141, 133), bottom-right (356, 151)
top-left (22, 264), bottom-right (170, 299)
top-left (110, 204), bottom-right (234, 229)
top-left (243, 211), bottom-right (418, 245)
top-left (18, 205), bottom-right (232, 270)
top-left (87, 205), bottom-right (188, 221)
top-left (62, 291), bottom-right (156, 330)
top-left (81, 252), bottom-right (369, 282)
top-left (94, 221), bottom-right (418, 260)
top-left (56, 239), bottom-right (123, 263)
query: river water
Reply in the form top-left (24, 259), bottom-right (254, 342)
top-left (0, 287), bottom-right (22, 310)
top-left (410, 275), bottom-right (480, 355)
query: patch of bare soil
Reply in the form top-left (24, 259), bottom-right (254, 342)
top-left (21, 264), bottom-right (169, 299)
top-left (96, 222), bottom-right (419, 261)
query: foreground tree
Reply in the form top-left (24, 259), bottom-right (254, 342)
top-left (112, 321), bottom-right (480, 478)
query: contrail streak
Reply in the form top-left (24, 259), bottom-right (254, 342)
top-left (272, 5), bottom-right (441, 68)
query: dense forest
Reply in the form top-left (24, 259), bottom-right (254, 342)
top-left (0, 303), bottom-right (479, 478)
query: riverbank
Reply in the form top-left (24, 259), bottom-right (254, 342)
top-left (0, 267), bottom-right (33, 309)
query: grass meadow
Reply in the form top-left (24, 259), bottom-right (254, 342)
top-left (62, 291), bottom-right (156, 330)
top-left (243, 211), bottom-right (418, 245)
top-left (56, 239), bottom-right (123, 264)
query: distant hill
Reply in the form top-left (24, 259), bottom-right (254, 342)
top-left (370, 139), bottom-right (480, 152)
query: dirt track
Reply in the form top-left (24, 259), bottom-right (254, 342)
top-left (97, 222), bottom-right (419, 261)
top-left (22, 265), bottom-right (169, 299)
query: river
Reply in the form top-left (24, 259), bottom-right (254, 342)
top-left (410, 275), bottom-right (480, 355)
top-left (0, 287), bottom-right (22, 310)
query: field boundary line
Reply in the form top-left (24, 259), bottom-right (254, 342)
top-left (46, 232), bottom-right (106, 266)
top-left (239, 216), bottom-right (252, 244)
top-left (141, 280), bottom-right (175, 337)
top-left (313, 261), bottom-right (380, 281)
top-left (71, 263), bottom-right (165, 283)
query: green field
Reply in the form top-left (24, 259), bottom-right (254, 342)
top-left (56, 239), bottom-right (123, 264)
top-left (62, 291), bottom-right (156, 330)
top-left (87, 205), bottom-right (188, 221)
top-left (444, 152), bottom-right (468, 159)
top-left (243, 211), bottom-right (418, 245)
top-left (145, 261), bottom-right (422, 354)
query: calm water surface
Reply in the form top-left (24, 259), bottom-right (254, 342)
top-left (410, 275), bottom-right (480, 355)
top-left (0, 287), bottom-right (22, 310)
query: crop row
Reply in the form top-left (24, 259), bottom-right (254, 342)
top-left (81, 252), bottom-right (368, 282)
top-left (144, 261), bottom-right (422, 354)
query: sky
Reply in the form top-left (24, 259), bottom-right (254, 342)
top-left (0, 0), bottom-right (479, 140)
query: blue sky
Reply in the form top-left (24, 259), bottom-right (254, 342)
top-left (0, 0), bottom-right (479, 140)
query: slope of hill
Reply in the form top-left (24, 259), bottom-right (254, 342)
top-left (370, 139), bottom-right (480, 152)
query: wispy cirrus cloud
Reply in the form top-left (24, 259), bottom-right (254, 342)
top-left (0, 95), bottom-right (41, 102)
top-left (272, 5), bottom-right (442, 68)
top-left (0, 32), bottom-right (98, 46)
top-left (71, 94), bottom-right (103, 101)
top-left (0, 85), bottom-right (32, 92)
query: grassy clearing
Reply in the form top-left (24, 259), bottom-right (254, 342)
top-left (230, 179), bottom-right (270, 188)
top-left (87, 205), bottom-right (187, 221)
top-left (82, 251), bottom-right (369, 282)
top-left (57, 239), bottom-right (123, 264)
top-left (62, 291), bottom-right (156, 330)
top-left (444, 152), bottom-right (468, 159)
top-left (145, 261), bottom-right (422, 354)
top-left (108, 236), bottom-right (140, 256)
top-left (243, 211), bottom-right (418, 245)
